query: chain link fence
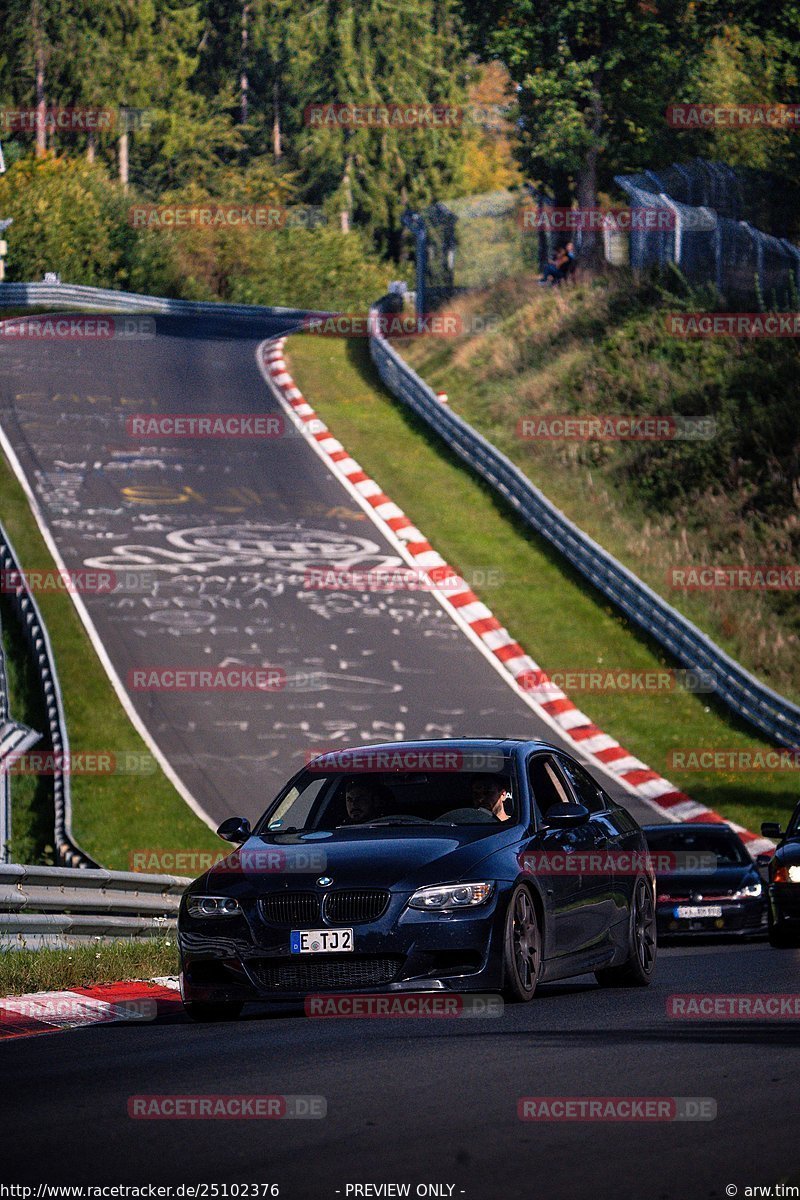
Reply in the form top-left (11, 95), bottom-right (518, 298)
top-left (616, 160), bottom-right (800, 309)
top-left (403, 189), bottom-right (545, 311)
top-left (404, 160), bottom-right (800, 311)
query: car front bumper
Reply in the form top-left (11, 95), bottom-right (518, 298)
top-left (655, 899), bottom-right (767, 938)
top-left (178, 887), bottom-right (510, 1005)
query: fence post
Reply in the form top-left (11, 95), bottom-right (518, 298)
top-left (740, 222), bottom-right (764, 301)
top-left (401, 210), bottom-right (427, 316)
top-left (659, 194), bottom-right (681, 264)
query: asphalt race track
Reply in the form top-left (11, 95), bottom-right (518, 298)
top-left (3, 941), bottom-right (799, 1195)
top-left (0, 317), bottom-right (797, 1198)
top-left (0, 314), bottom-right (658, 828)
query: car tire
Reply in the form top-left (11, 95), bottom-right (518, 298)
top-left (768, 911), bottom-right (800, 948)
top-left (184, 1000), bottom-right (244, 1022)
top-left (595, 877), bottom-right (657, 988)
top-left (502, 885), bottom-right (542, 1002)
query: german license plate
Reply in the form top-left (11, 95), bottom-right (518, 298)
top-left (290, 928), bottom-right (353, 954)
top-left (675, 905), bottom-right (722, 919)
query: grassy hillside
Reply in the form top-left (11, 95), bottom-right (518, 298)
top-left (400, 268), bottom-right (800, 705)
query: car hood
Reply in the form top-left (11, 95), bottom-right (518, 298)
top-left (195, 826), bottom-right (522, 894)
top-left (653, 864), bottom-right (761, 897)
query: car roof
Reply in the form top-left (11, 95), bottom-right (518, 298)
top-left (306, 737), bottom-right (556, 768)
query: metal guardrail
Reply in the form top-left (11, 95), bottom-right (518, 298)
top-left (368, 299), bottom-right (800, 749)
top-left (0, 863), bottom-right (189, 947)
top-left (0, 280), bottom-right (317, 322)
top-left (0, 522), bottom-right (97, 869)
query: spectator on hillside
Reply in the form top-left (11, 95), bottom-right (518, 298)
top-left (538, 241), bottom-right (575, 286)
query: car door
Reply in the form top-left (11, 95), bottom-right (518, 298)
top-left (524, 751), bottom-right (609, 957)
top-left (555, 754), bottom-right (619, 933)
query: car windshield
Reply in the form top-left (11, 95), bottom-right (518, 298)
top-left (255, 768), bottom-right (517, 833)
top-left (644, 826), bottom-right (750, 868)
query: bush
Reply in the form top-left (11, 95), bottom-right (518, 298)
top-left (0, 155), bottom-right (137, 286)
top-left (0, 156), bottom-right (401, 310)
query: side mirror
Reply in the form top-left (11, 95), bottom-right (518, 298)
top-left (755, 853), bottom-right (772, 870)
top-left (217, 816), bottom-right (251, 844)
top-left (761, 822), bottom-right (783, 840)
top-left (544, 803), bottom-right (590, 829)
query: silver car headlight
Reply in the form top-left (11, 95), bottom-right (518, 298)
top-left (730, 882), bottom-right (762, 900)
top-left (186, 895), bottom-right (241, 918)
top-left (407, 882), bottom-right (494, 911)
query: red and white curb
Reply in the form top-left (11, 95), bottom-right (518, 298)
top-left (258, 337), bottom-right (773, 857)
top-left (0, 979), bottom-right (181, 1042)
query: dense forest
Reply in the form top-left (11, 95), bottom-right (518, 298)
top-left (0, 0), bottom-right (798, 303)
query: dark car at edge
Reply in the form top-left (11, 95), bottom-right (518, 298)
top-left (178, 738), bottom-right (657, 1020)
top-left (762, 802), bottom-right (800, 947)
top-left (642, 822), bottom-right (767, 939)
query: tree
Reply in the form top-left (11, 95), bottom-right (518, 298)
top-left (293, 0), bottom-right (469, 257)
top-left (458, 0), bottom-right (698, 260)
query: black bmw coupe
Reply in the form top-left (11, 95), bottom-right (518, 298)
top-left (178, 738), bottom-right (657, 1019)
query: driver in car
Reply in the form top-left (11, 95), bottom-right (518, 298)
top-left (343, 780), bottom-right (390, 824)
top-left (470, 774), bottom-right (513, 822)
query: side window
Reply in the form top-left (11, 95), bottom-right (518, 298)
top-left (266, 777), bottom-right (328, 829)
top-left (528, 753), bottom-right (576, 821)
top-left (556, 756), bottom-right (606, 815)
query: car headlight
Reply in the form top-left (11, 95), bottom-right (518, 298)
top-left (407, 882), bottom-right (494, 911)
top-left (186, 895), bottom-right (241, 918)
top-left (730, 882), bottom-right (763, 899)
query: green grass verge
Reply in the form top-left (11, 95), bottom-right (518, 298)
top-left (0, 450), bottom-right (222, 869)
top-left (0, 939), bottom-right (178, 995)
top-left (2, 598), bottom-right (54, 863)
top-left (287, 334), bottom-right (797, 833)
top-left (401, 273), bottom-right (800, 704)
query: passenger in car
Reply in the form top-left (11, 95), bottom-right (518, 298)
top-left (470, 774), bottom-right (513, 822)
